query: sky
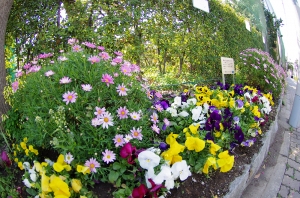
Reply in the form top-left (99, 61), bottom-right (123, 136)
top-left (269, 0), bottom-right (300, 63)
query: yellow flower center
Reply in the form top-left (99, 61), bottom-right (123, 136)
top-left (121, 87), bottom-right (125, 91)
top-left (121, 111), bottom-right (125, 115)
top-left (68, 95), bottom-right (73, 100)
top-left (90, 164), bottom-right (95, 168)
top-left (134, 131), bottom-right (139, 137)
top-left (104, 117), bottom-right (109, 123)
top-left (107, 155), bottom-right (111, 159)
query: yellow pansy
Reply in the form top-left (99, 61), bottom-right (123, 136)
top-left (18, 162), bottom-right (24, 170)
top-left (189, 123), bottom-right (200, 135)
top-left (71, 179), bottom-right (82, 193)
top-left (185, 136), bottom-right (205, 152)
top-left (203, 157), bottom-right (217, 174)
top-left (49, 176), bottom-right (70, 197)
top-left (251, 106), bottom-right (261, 117)
top-left (20, 142), bottom-right (27, 150)
top-left (214, 131), bottom-right (221, 138)
top-left (23, 137), bottom-right (28, 143)
top-left (53, 154), bottom-right (71, 172)
top-left (166, 132), bottom-right (179, 145)
top-left (41, 173), bottom-right (52, 193)
top-left (25, 149), bottom-right (29, 156)
top-left (77, 165), bottom-right (91, 175)
top-left (217, 150), bottom-right (234, 173)
top-left (228, 90), bottom-right (234, 97)
top-left (14, 158), bottom-right (18, 163)
top-left (258, 129), bottom-right (262, 135)
top-left (207, 140), bottom-right (221, 155)
top-left (161, 136), bottom-right (185, 165)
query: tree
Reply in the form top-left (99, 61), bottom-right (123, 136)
top-left (0, 0), bottom-right (13, 118)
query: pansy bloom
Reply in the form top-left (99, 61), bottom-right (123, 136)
top-left (62, 91), bottom-right (77, 105)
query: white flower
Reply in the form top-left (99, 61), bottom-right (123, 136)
top-left (147, 147), bottom-right (161, 155)
top-left (153, 165), bottom-right (175, 190)
top-left (23, 162), bottom-right (30, 170)
top-left (187, 98), bottom-right (197, 106)
top-left (171, 160), bottom-right (191, 181)
top-left (166, 107), bottom-right (178, 117)
top-left (145, 169), bottom-right (155, 188)
top-left (244, 92), bottom-right (252, 100)
top-left (138, 150), bottom-right (160, 170)
top-left (178, 111), bottom-right (189, 117)
top-left (202, 103), bottom-right (209, 114)
top-left (180, 102), bottom-right (189, 109)
top-left (192, 106), bottom-right (202, 121)
top-left (261, 105), bottom-right (272, 114)
top-left (44, 158), bottom-right (54, 166)
top-left (124, 134), bottom-right (133, 143)
top-left (23, 178), bottom-right (32, 188)
top-left (30, 173), bottom-right (37, 182)
top-left (172, 96), bottom-right (182, 108)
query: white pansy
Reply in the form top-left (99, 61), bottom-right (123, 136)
top-left (23, 178), bottom-right (31, 188)
top-left (191, 106), bottom-right (202, 121)
top-left (23, 162), bottom-right (30, 170)
top-left (147, 147), bottom-right (161, 155)
top-left (172, 96), bottom-right (182, 108)
top-left (171, 160), bottom-right (192, 181)
top-left (44, 158), bottom-right (54, 166)
top-left (202, 103), bottom-right (209, 114)
top-left (145, 168), bottom-right (155, 188)
top-left (166, 107), bottom-right (178, 117)
top-left (181, 102), bottom-right (189, 109)
top-left (187, 98), bottom-right (197, 106)
top-left (244, 92), bottom-right (252, 100)
top-left (178, 111), bottom-right (189, 117)
top-left (153, 165), bottom-right (174, 190)
top-left (30, 173), bottom-right (37, 182)
top-left (138, 150), bottom-right (160, 170)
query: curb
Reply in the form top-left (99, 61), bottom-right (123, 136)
top-left (224, 96), bottom-right (283, 198)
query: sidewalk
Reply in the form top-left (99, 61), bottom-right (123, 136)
top-left (242, 77), bottom-right (299, 198)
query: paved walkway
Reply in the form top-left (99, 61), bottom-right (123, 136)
top-left (242, 77), bottom-right (300, 198)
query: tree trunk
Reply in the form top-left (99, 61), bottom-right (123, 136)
top-left (0, 0), bottom-right (13, 118)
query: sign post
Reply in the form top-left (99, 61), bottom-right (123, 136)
top-left (192, 0), bottom-right (210, 13)
top-left (221, 57), bottom-right (235, 85)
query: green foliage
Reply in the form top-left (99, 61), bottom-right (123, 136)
top-left (235, 48), bottom-right (286, 99)
top-left (0, 166), bottom-right (20, 198)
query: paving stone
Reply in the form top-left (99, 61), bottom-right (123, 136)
top-left (282, 175), bottom-right (300, 190)
top-left (287, 167), bottom-right (294, 177)
top-left (279, 185), bottom-right (290, 197)
top-left (288, 190), bottom-right (300, 198)
top-left (288, 159), bottom-right (300, 171)
top-left (295, 171), bottom-right (300, 181)
top-left (291, 142), bottom-right (298, 148)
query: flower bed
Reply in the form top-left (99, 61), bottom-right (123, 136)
top-left (1, 39), bottom-right (285, 198)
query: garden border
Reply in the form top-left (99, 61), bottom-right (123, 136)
top-left (224, 95), bottom-right (283, 198)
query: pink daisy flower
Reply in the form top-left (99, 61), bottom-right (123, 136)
top-left (29, 65), bottom-right (41, 73)
top-left (45, 70), bottom-right (55, 77)
top-left (88, 56), bottom-right (100, 64)
top-left (113, 134), bottom-right (125, 147)
top-left (102, 149), bottom-right (116, 164)
top-left (15, 69), bottom-right (23, 78)
top-left (60, 76), bottom-right (72, 84)
top-left (163, 118), bottom-right (170, 127)
top-left (98, 112), bottom-right (114, 129)
top-left (12, 81), bottom-right (19, 92)
top-left (97, 46), bottom-right (105, 51)
top-left (155, 104), bottom-right (163, 112)
top-left (58, 56), bottom-right (68, 61)
top-left (150, 112), bottom-right (159, 124)
top-left (62, 91), bottom-right (77, 105)
top-left (91, 118), bottom-right (101, 127)
top-left (101, 74), bottom-right (114, 87)
top-left (124, 134), bottom-right (133, 143)
top-left (151, 124), bottom-right (160, 134)
top-left (111, 57), bottom-right (123, 65)
top-left (114, 73), bottom-right (119, 77)
top-left (81, 84), bottom-right (92, 91)
top-left (82, 41), bottom-right (96, 48)
top-left (94, 107), bottom-right (106, 117)
top-left (117, 106), bottom-right (129, 119)
top-left (120, 64), bottom-right (132, 76)
top-left (68, 38), bottom-right (78, 45)
top-left (114, 51), bottom-right (123, 56)
top-left (130, 112), bottom-right (141, 121)
top-left (84, 157), bottom-right (100, 173)
top-left (131, 127), bottom-right (143, 140)
top-left (23, 63), bottom-right (31, 70)
top-left (99, 52), bottom-right (110, 60)
top-left (116, 83), bottom-right (129, 96)
top-left (131, 64), bottom-right (140, 73)
top-left (155, 92), bottom-right (162, 98)
top-left (72, 45), bottom-right (83, 52)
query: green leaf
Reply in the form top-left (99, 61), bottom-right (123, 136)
top-left (108, 170), bottom-right (120, 183)
top-left (112, 162), bottom-right (121, 170)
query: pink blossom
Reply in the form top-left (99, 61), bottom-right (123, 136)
top-left (62, 91), bottom-right (78, 105)
top-left (117, 106), bottom-right (129, 119)
top-left (155, 92), bottom-right (162, 98)
top-left (23, 63), bottom-right (31, 70)
top-left (84, 158), bottom-right (100, 173)
top-left (72, 45), bottom-right (83, 52)
top-left (60, 76), bottom-right (72, 84)
top-left (38, 53), bottom-right (53, 59)
top-left (94, 107), bottom-right (106, 117)
top-left (150, 112), bottom-right (159, 124)
top-left (98, 112), bottom-right (114, 129)
top-left (45, 70), bottom-right (55, 77)
top-left (88, 56), bottom-right (100, 64)
top-left (99, 52), bottom-right (110, 60)
top-left (101, 73), bottom-right (114, 87)
top-left (120, 63), bottom-right (132, 76)
top-left (114, 51), bottom-right (123, 56)
top-left (155, 104), bottom-right (163, 112)
top-left (12, 81), bottom-right (19, 92)
top-left (97, 46), bottom-right (105, 51)
top-left (130, 112), bottom-right (141, 121)
top-left (114, 73), bottom-right (119, 77)
top-left (131, 127), bottom-right (143, 140)
top-left (81, 84), bottom-right (92, 91)
top-left (15, 69), bottom-right (23, 78)
top-left (82, 41), bottom-right (96, 48)
top-left (91, 118), bottom-right (101, 127)
top-left (151, 124), bottom-right (160, 134)
top-left (68, 38), bottom-right (78, 45)
top-left (102, 149), bottom-right (116, 164)
top-left (111, 57), bottom-right (123, 65)
top-left (131, 64), bottom-right (140, 73)
top-left (116, 83), bottom-right (129, 96)
top-left (113, 134), bottom-right (125, 147)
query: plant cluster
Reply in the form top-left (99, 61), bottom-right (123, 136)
top-left (236, 48), bottom-right (286, 99)
top-left (3, 40), bottom-right (277, 198)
